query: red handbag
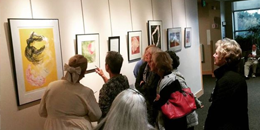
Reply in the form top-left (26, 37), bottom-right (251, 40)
top-left (161, 88), bottom-right (196, 119)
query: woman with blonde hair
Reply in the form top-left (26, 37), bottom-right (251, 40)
top-left (95, 88), bottom-right (154, 130)
top-left (204, 38), bottom-right (249, 129)
top-left (39, 55), bottom-right (101, 130)
top-left (135, 45), bottom-right (161, 126)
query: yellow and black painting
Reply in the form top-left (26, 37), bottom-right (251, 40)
top-left (19, 28), bottom-right (58, 92)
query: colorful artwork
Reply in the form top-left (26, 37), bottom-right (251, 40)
top-left (8, 19), bottom-right (63, 105)
top-left (81, 40), bottom-right (96, 63)
top-left (76, 34), bottom-right (100, 73)
top-left (131, 36), bottom-right (140, 54)
top-left (127, 31), bottom-right (142, 62)
top-left (20, 29), bottom-right (58, 92)
top-left (167, 27), bottom-right (182, 52)
top-left (185, 27), bottom-right (192, 48)
top-left (169, 32), bottom-right (180, 47)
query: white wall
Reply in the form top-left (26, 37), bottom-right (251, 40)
top-left (0, 0), bottom-right (203, 129)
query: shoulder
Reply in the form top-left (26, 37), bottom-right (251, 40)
top-left (219, 71), bottom-right (246, 85)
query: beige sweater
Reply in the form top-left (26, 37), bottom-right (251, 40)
top-left (39, 80), bottom-right (101, 130)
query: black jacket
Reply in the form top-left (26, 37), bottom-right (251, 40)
top-left (135, 62), bottom-right (160, 126)
top-left (205, 64), bottom-right (249, 130)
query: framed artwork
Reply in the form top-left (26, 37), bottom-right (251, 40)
top-left (76, 33), bottom-right (100, 73)
top-left (184, 27), bottom-right (192, 48)
top-left (108, 36), bottom-right (120, 52)
top-left (148, 20), bottom-right (163, 49)
top-left (167, 27), bottom-right (182, 52)
top-left (8, 18), bottom-right (63, 106)
top-left (127, 31), bottom-right (142, 62)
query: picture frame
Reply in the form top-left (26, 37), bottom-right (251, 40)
top-left (127, 31), bottom-right (142, 62)
top-left (8, 18), bottom-right (63, 106)
top-left (76, 33), bottom-right (100, 73)
top-left (148, 20), bottom-right (163, 49)
top-left (167, 27), bottom-right (182, 52)
top-left (108, 36), bottom-right (120, 52)
top-left (184, 27), bottom-right (192, 48)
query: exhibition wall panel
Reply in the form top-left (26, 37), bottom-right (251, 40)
top-left (130, 0), bottom-right (153, 53)
top-left (32, 0), bottom-right (84, 63)
top-left (80, 0), bottom-right (111, 97)
top-left (0, 1), bottom-right (45, 130)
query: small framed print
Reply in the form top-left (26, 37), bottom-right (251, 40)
top-left (127, 31), bottom-right (142, 62)
top-left (184, 27), bottom-right (191, 48)
top-left (76, 33), bottom-right (100, 73)
top-left (108, 36), bottom-right (120, 52)
top-left (167, 27), bottom-right (182, 52)
top-left (148, 20), bottom-right (163, 49)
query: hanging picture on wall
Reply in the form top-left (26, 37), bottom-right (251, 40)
top-left (167, 27), bottom-right (182, 52)
top-left (8, 18), bottom-right (63, 106)
top-left (76, 33), bottom-right (100, 73)
top-left (127, 31), bottom-right (142, 62)
top-left (184, 27), bottom-right (192, 48)
top-left (148, 20), bottom-right (163, 49)
top-left (108, 36), bottom-right (120, 53)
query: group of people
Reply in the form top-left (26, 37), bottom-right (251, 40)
top-left (39, 38), bottom-right (249, 130)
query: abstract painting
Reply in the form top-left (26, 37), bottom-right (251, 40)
top-left (148, 20), bottom-right (163, 49)
top-left (127, 31), bottom-right (142, 62)
top-left (76, 33), bottom-right (100, 73)
top-left (8, 18), bottom-right (63, 105)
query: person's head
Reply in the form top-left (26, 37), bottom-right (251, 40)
top-left (213, 38), bottom-right (242, 66)
top-left (64, 55), bottom-right (88, 83)
top-left (105, 51), bottom-right (123, 74)
top-left (252, 44), bottom-right (257, 51)
top-left (96, 88), bottom-right (149, 130)
top-left (166, 50), bottom-right (180, 69)
top-left (143, 45), bottom-right (161, 63)
top-left (150, 52), bottom-right (173, 76)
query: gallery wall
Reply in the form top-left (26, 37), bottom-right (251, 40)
top-left (0, 0), bottom-right (202, 129)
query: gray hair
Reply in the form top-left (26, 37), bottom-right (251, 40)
top-left (95, 88), bottom-right (151, 130)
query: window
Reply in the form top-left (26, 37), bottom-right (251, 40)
top-left (233, 0), bottom-right (260, 37)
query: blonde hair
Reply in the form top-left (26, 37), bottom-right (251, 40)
top-left (152, 52), bottom-right (173, 75)
top-left (142, 45), bottom-right (161, 60)
top-left (215, 38), bottom-right (242, 64)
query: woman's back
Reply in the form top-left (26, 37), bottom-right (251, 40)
top-left (39, 80), bottom-right (101, 130)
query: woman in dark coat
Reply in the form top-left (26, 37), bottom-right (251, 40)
top-left (151, 52), bottom-right (187, 130)
top-left (204, 38), bottom-right (249, 130)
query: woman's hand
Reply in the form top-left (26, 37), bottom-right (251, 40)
top-left (154, 94), bottom-right (160, 101)
top-left (95, 67), bottom-right (108, 83)
top-left (95, 67), bottom-right (104, 77)
top-left (139, 80), bottom-right (144, 86)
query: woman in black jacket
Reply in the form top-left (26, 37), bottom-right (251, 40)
top-left (204, 38), bottom-right (249, 130)
top-left (135, 45), bottom-right (161, 127)
top-left (151, 52), bottom-right (187, 130)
